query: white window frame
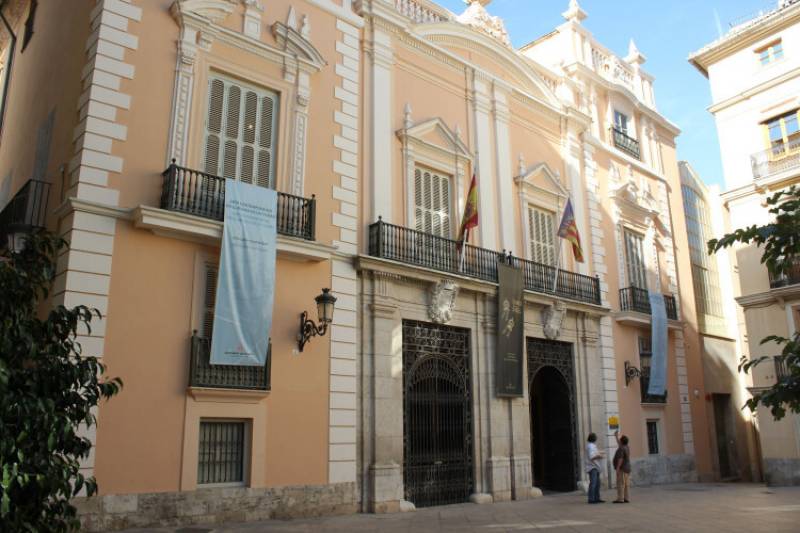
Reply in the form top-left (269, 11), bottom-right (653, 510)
top-left (614, 110), bottom-right (629, 134)
top-left (623, 228), bottom-right (648, 289)
top-left (202, 74), bottom-right (279, 189)
top-left (527, 205), bottom-right (557, 266)
top-left (413, 164), bottom-right (453, 238)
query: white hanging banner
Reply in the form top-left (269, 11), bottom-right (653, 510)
top-left (647, 290), bottom-right (668, 396)
top-left (210, 180), bottom-right (277, 366)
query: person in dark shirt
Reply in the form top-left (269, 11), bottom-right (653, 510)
top-left (612, 430), bottom-right (631, 503)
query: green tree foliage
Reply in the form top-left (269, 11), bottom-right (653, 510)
top-left (0, 233), bottom-right (121, 532)
top-left (708, 185), bottom-right (800, 420)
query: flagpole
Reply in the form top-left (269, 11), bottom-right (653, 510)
top-left (552, 194), bottom-right (564, 294)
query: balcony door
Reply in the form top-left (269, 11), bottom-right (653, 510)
top-left (203, 75), bottom-right (278, 188)
top-left (528, 206), bottom-right (556, 266)
top-left (624, 229), bottom-right (647, 289)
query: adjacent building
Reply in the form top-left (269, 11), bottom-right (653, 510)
top-left (689, 0), bottom-right (800, 485)
top-left (0, 0), bottom-right (716, 529)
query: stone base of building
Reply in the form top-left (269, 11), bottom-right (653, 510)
top-left (75, 482), bottom-right (357, 532)
top-left (764, 458), bottom-right (800, 486)
top-left (630, 454), bottom-right (697, 486)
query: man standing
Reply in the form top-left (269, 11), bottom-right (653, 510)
top-left (612, 430), bottom-right (631, 503)
top-left (585, 432), bottom-right (605, 504)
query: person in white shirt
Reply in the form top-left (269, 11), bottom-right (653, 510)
top-left (585, 432), bottom-right (605, 503)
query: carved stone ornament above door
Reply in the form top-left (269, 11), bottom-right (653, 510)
top-left (429, 279), bottom-right (459, 324)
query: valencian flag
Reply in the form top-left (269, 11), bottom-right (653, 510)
top-left (457, 173), bottom-right (479, 246)
top-left (557, 198), bottom-right (584, 263)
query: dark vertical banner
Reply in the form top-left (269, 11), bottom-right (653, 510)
top-left (496, 262), bottom-right (524, 397)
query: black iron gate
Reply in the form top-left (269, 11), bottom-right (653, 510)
top-left (402, 320), bottom-right (473, 508)
top-left (527, 338), bottom-right (578, 491)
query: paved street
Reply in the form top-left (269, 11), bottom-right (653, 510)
top-left (121, 483), bottom-right (800, 532)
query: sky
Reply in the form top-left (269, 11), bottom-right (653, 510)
top-left (435, 0), bottom-right (778, 188)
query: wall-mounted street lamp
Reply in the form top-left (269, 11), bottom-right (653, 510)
top-left (624, 361), bottom-right (641, 386)
top-left (297, 288), bottom-right (337, 352)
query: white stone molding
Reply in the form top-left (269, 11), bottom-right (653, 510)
top-left (514, 161), bottom-right (566, 262)
top-left (428, 279), bottom-right (459, 324)
top-left (328, 16), bottom-right (361, 485)
top-left (396, 116), bottom-right (473, 229)
top-left (456, 1), bottom-right (511, 48)
top-left (58, 0), bottom-right (142, 486)
top-left (242, 0), bottom-right (263, 39)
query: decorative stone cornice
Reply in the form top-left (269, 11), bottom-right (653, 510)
top-left (456, 1), bottom-right (511, 48)
top-left (171, 0), bottom-right (237, 25)
top-left (272, 19), bottom-right (327, 70)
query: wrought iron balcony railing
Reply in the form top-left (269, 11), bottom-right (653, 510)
top-left (189, 333), bottom-right (271, 391)
top-left (775, 355), bottom-right (791, 382)
top-left (768, 258), bottom-right (800, 289)
top-left (0, 179), bottom-right (50, 244)
top-left (368, 219), bottom-right (601, 305)
top-left (610, 126), bottom-right (641, 160)
top-left (640, 367), bottom-right (667, 404)
top-left (161, 163), bottom-right (316, 240)
top-left (619, 286), bottom-right (678, 320)
top-left (751, 137), bottom-right (800, 180)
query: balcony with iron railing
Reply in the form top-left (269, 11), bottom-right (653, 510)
top-left (619, 286), bottom-right (678, 320)
top-left (768, 258), bottom-right (800, 289)
top-left (189, 333), bottom-right (271, 391)
top-left (639, 366), bottom-right (667, 404)
top-left (774, 355), bottom-right (790, 382)
top-left (367, 219), bottom-right (601, 306)
top-left (160, 162), bottom-right (316, 241)
top-left (610, 127), bottom-right (641, 160)
top-left (0, 179), bottom-right (50, 246)
top-left (751, 137), bottom-right (800, 180)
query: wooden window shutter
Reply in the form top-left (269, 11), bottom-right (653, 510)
top-left (203, 76), bottom-right (279, 188)
top-left (202, 262), bottom-right (219, 339)
top-left (414, 166), bottom-right (451, 238)
top-left (528, 206), bottom-right (555, 265)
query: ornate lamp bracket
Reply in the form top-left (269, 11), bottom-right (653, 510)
top-left (624, 360), bottom-right (642, 386)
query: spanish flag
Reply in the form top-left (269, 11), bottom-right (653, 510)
top-left (557, 199), bottom-right (584, 263)
top-left (457, 174), bottom-right (479, 244)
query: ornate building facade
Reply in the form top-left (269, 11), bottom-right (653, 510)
top-left (0, 0), bottom-right (712, 529)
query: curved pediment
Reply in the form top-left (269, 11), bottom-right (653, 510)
top-left (415, 22), bottom-right (561, 109)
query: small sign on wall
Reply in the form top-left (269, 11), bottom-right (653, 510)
top-left (608, 416), bottom-right (619, 431)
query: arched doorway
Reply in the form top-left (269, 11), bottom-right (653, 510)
top-left (527, 339), bottom-right (577, 492)
top-left (402, 320), bottom-right (473, 508)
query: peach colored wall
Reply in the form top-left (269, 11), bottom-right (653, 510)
top-left (83, 0), bottom-right (347, 493)
top-left (95, 227), bottom-right (332, 493)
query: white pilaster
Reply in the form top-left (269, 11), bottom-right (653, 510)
top-left (369, 28), bottom-right (394, 223)
top-left (473, 78), bottom-right (497, 250)
top-left (492, 85), bottom-right (515, 253)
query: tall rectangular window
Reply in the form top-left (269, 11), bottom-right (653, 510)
top-left (198, 420), bottom-right (246, 485)
top-left (763, 109), bottom-right (799, 157)
top-left (624, 229), bottom-right (647, 289)
top-left (646, 420), bottom-right (660, 455)
top-left (614, 110), bottom-right (629, 134)
top-left (757, 40), bottom-right (784, 66)
top-left (204, 75), bottom-right (278, 188)
top-left (528, 206), bottom-right (556, 265)
top-left (414, 166), bottom-right (451, 238)
top-left (202, 262), bottom-right (218, 339)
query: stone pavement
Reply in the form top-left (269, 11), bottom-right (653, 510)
top-left (119, 483), bottom-right (800, 533)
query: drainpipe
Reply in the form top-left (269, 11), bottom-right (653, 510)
top-left (0, 0), bottom-right (17, 138)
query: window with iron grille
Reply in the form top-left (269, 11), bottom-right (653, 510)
top-left (638, 336), bottom-right (667, 404)
top-left (528, 206), bottom-right (556, 266)
top-left (198, 420), bottom-right (246, 485)
top-left (203, 75), bottom-right (278, 188)
top-left (646, 420), bottom-right (660, 455)
top-left (624, 229), bottom-right (647, 289)
top-left (414, 166), bottom-right (451, 238)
